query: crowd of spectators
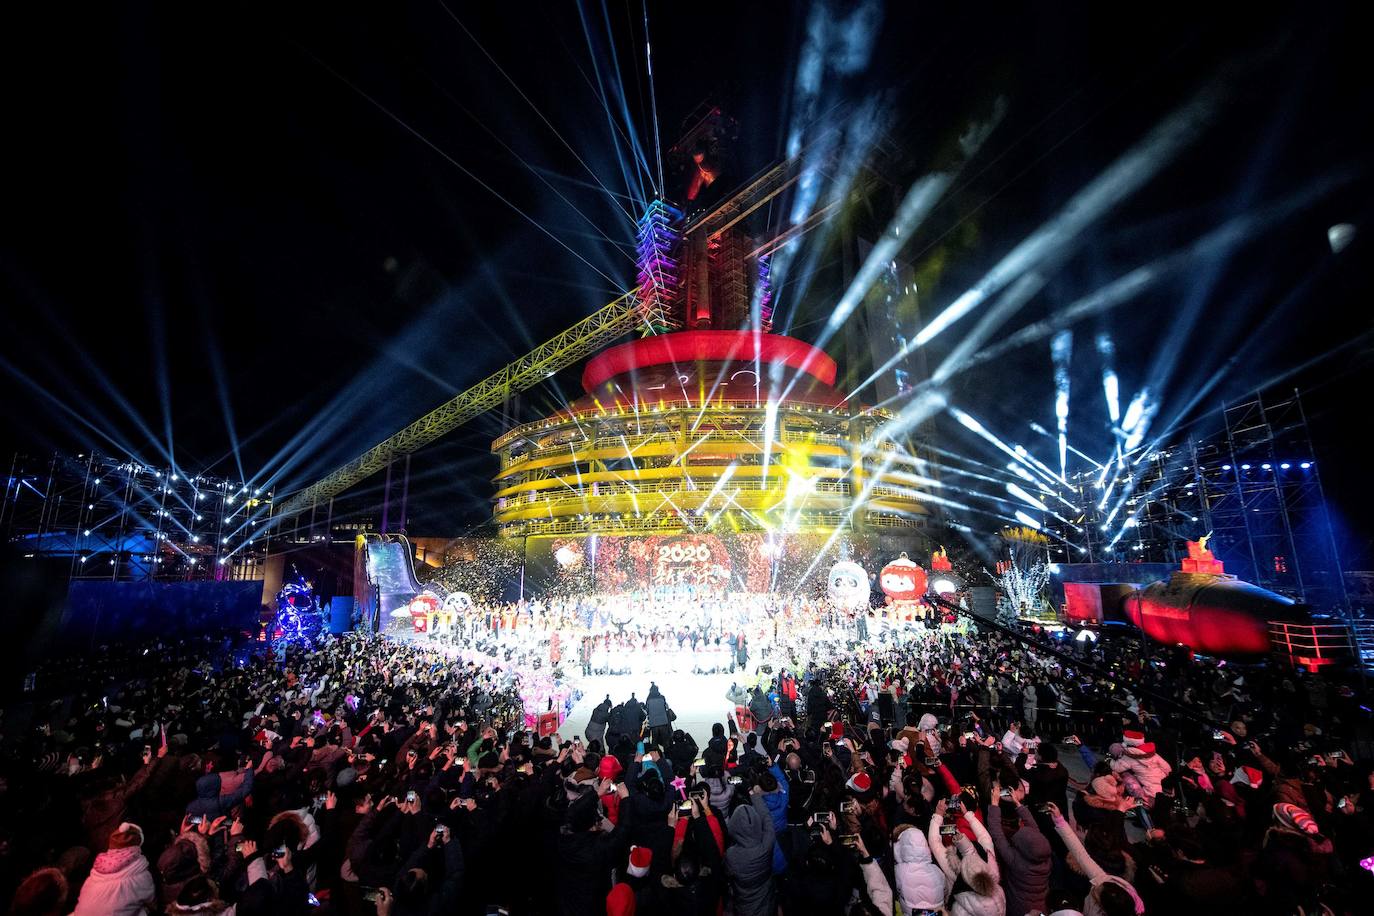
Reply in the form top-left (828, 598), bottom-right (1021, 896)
top-left (0, 619), bottom-right (1371, 915)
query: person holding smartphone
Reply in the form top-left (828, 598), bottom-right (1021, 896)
top-left (987, 779), bottom-right (1052, 916)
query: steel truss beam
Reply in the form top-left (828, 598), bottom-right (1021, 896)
top-left (275, 292), bottom-right (643, 520)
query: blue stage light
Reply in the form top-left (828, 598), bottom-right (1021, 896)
top-left (1300, 462), bottom-right (1312, 469)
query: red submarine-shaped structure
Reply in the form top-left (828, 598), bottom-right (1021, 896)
top-left (1122, 536), bottom-right (1302, 657)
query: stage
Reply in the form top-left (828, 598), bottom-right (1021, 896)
top-left (559, 669), bottom-right (745, 749)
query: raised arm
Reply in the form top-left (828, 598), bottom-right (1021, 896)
top-left (927, 812), bottom-right (957, 884)
top-left (1049, 805), bottom-right (1106, 882)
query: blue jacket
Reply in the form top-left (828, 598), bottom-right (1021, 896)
top-left (763, 763), bottom-right (790, 874)
top-left (185, 768), bottom-right (254, 819)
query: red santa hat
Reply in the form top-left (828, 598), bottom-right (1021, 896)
top-left (829, 722), bottom-right (845, 741)
top-left (606, 883), bottom-right (636, 916)
top-left (1122, 730), bottom-right (1146, 747)
top-left (1126, 742), bottom-right (1157, 756)
top-left (846, 772), bottom-right (873, 794)
top-left (1231, 766), bottom-right (1264, 789)
top-left (627, 845), bottom-right (652, 878)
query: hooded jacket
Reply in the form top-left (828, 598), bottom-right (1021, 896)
top-left (72, 845), bottom-right (156, 916)
top-left (916, 714), bottom-right (942, 759)
top-left (1111, 748), bottom-right (1172, 801)
top-left (185, 767), bottom-right (254, 819)
top-left (927, 812), bottom-right (1006, 916)
top-left (986, 803), bottom-right (1051, 916)
top-left (723, 794), bottom-right (776, 916)
top-left (892, 824), bottom-right (949, 913)
top-left (747, 690), bottom-right (773, 727)
top-left (157, 831), bottom-right (213, 904)
top-left (760, 764), bottom-right (790, 874)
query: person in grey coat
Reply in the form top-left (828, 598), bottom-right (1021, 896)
top-left (724, 791), bottom-right (777, 916)
top-left (586, 695), bottom-right (612, 748)
top-left (645, 683), bottom-right (674, 747)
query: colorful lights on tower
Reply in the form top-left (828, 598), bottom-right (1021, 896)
top-left (755, 253), bottom-right (775, 332)
top-left (635, 198), bottom-right (684, 332)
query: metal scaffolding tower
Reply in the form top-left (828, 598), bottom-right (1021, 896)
top-left (1048, 389), bottom-right (1349, 612)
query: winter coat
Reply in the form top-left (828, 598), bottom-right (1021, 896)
top-left (723, 794), bottom-right (776, 916)
top-left (606, 705), bottom-right (628, 740)
top-left (1111, 749), bottom-right (1172, 801)
top-left (748, 692), bottom-right (773, 727)
top-left (646, 694), bottom-right (672, 728)
top-left (986, 803), bottom-right (1051, 916)
top-left (860, 859), bottom-right (895, 915)
top-left (80, 759), bottom-right (159, 851)
top-left (892, 824), bottom-right (949, 913)
top-left (392, 834), bottom-right (465, 915)
top-left (556, 822), bottom-right (627, 916)
top-left (760, 764), bottom-right (790, 874)
top-left (185, 768), bottom-right (255, 819)
top-left (623, 698), bottom-right (646, 732)
top-left (72, 845), bottom-right (156, 916)
top-left (927, 812), bottom-right (1006, 916)
top-left (157, 831), bottom-right (213, 904)
top-left (1050, 814), bottom-right (1145, 916)
top-left (704, 775), bottom-right (733, 813)
top-left (590, 698), bottom-right (612, 725)
top-left (668, 734), bottom-right (699, 776)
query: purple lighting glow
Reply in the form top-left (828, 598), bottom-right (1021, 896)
top-left (635, 199), bottom-right (684, 332)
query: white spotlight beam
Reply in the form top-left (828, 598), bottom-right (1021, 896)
top-left (850, 76), bottom-right (1227, 399)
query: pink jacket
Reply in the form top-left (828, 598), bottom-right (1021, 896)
top-left (1111, 749), bottom-right (1172, 800)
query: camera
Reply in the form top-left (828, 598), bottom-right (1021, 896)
top-left (405, 790), bottom-right (418, 804)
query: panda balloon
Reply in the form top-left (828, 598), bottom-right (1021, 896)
top-left (827, 560), bottom-right (870, 610)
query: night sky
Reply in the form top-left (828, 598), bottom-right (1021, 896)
top-left (3, 5), bottom-right (1372, 559)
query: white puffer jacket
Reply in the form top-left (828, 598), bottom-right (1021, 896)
top-left (928, 813), bottom-right (1006, 916)
top-left (893, 826), bottom-right (949, 913)
top-left (72, 846), bottom-right (155, 916)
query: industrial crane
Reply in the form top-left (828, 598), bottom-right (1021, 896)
top-left (274, 148), bottom-right (812, 524)
top-left (274, 290), bottom-right (643, 522)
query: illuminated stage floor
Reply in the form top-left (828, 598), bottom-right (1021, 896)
top-left (560, 669), bottom-right (746, 749)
